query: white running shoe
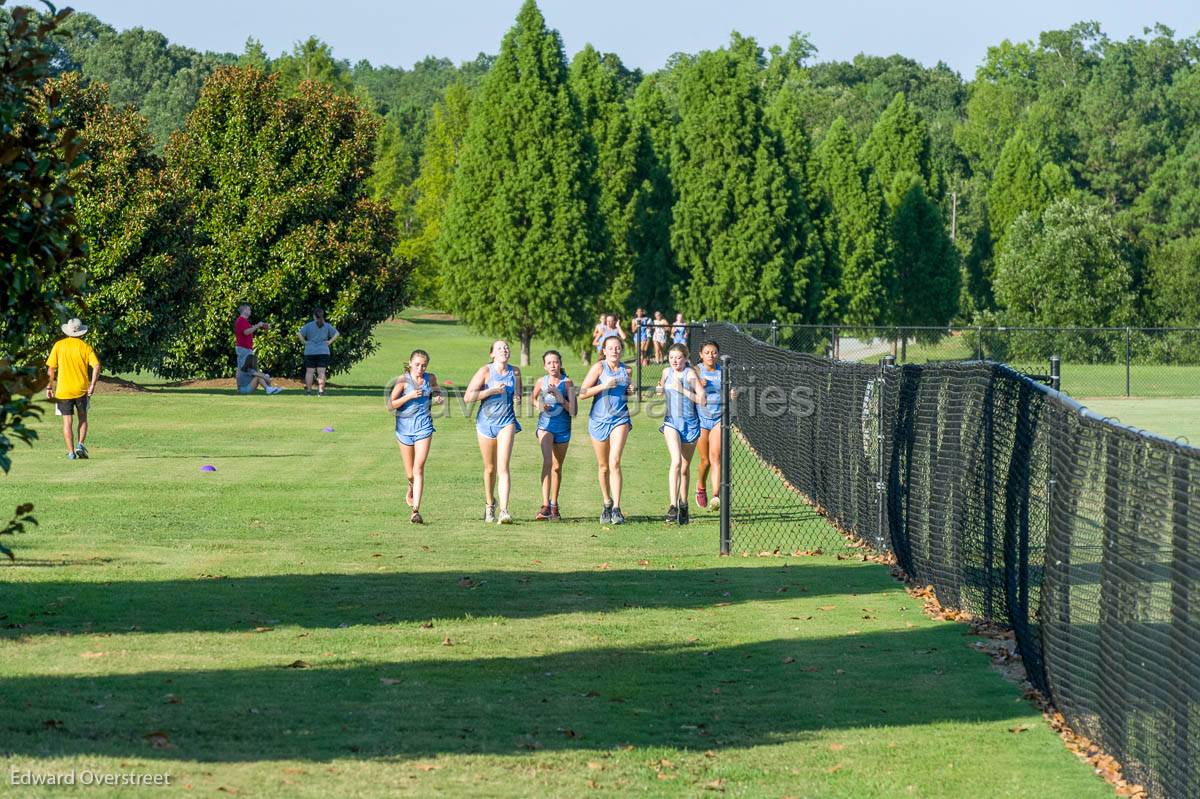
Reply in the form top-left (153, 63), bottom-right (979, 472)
top-left (497, 509), bottom-right (513, 525)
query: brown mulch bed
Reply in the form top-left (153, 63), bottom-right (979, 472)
top-left (93, 376), bottom-right (150, 394)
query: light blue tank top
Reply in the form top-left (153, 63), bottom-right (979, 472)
top-left (589, 361), bottom-right (630, 423)
top-left (395, 373), bottom-right (432, 421)
top-left (699, 364), bottom-right (721, 421)
top-left (664, 367), bottom-right (699, 427)
top-left (478, 363), bottom-right (517, 425)
top-left (538, 375), bottom-right (571, 431)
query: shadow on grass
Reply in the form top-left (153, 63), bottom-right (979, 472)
top-left (1, 565), bottom-right (891, 637)
top-left (0, 628), bottom-right (1023, 761)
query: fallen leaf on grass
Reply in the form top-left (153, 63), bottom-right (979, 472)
top-left (826, 763), bottom-right (844, 774)
top-left (163, 694), bottom-right (181, 704)
top-left (782, 656), bottom-right (796, 664)
top-left (281, 768), bottom-right (305, 775)
top-left (253, 626), bottom-right (273, 633)
top-left (42, 719), bottom-right (63, 729)
top-left (559, 728), bottom-right (577, 738)
top-left (792, 549), bottom-right (823, 557)
top-left (442, 636), bottom-right (453, 646)
top-left (637, 559), bottom-right (650, 566)
top-left (143, 730), bottom-right (175, 749)
top-left (1009, 724), bottom-right (1033, 733)
top-left (657, 772), bottom-right (677, 781)
top-left (829, 743), bottom-right (845, 751)
top-left (801, 666), bottom-right (820, 673)
top-left (380, 678), bottom-right (403, 686)
top-left (597, 562), bottom-right (610, 570)
top-left (457, 577), bottom-right (476, 588)
top-left (217, 788), bottom-right (237, 795)
top-left (414, 763), bottom-right (439, 772)
top-left (817, 605), bottom-right (836, 612)
top-left (285, 660), bottom-right (310, 669)
top-left (419, 621), bottom-right (434, 629)
top-left (587, 761), bottom-right (604, 770)
top-left (81, 651), bottom-right (106, 658)
top-left (705, 778), bottom-right (727, 791)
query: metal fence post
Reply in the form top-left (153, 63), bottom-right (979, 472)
top-left (877, 356), bottom-right (892, 552)
top-left (770, 319), bottom-right (778, 348)
top-left (1125, 327), bottom-right (1131, 398)
top-left (719, 355), bottom-right (732, 555)
top-left (636, 344), bottom-right (642, 403)
top-left (1049, 356), bottom-right (1061, 392)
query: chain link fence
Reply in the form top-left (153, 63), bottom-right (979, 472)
top-left (736, 323), bottom-right (1200, 398)
top-left (706, 321), bottom-right (1200, 799)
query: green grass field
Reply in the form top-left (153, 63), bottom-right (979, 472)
top-left (0, 314), bottom-right (1113, 797)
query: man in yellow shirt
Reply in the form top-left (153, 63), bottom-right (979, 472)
top-left (46, 318), bottom-right (101, 460)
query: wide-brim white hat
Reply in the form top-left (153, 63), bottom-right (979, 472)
top-left (61, 318), bottom-right (88, 337)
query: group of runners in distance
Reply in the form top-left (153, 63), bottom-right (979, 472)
top-left (387, 324), bottom-right (723, 527)
top-left (593, 309), bottom-right (690, 366)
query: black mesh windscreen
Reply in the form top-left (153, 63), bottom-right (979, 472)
top-left (706, 322), bottom-right (1200, 799)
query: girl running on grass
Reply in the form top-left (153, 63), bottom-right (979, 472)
top-left (656, 342), bottom-right (706, 525)
top-left (389, 349), bottom-right (443, 524)
top-left (672, 313), bottom-right (688, 347)
top-left (579, 334), bottom-right (635, 525)
top-left (532, 350), bottom-right (577, 521)
top-left (695, 341), bottom-right (723, 511)
top-left (465, 340), bottom-right (523, 524)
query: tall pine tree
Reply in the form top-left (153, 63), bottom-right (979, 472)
top-left (670, 34), bottom-right (812, 322)
top-left (628, 75), bottom-right (678, 315)
top-left (987, 128), bottom-right (1069, 256)
top-left (859, 92), bottom-right (934, 197)
top-left (888, 174), bottom-right (960, 328)
top-left (397, 82), bottom-right (472, 307)
top-left (437, 1), bottom-right (604, 364)
top-left (568, 45), bottom-right (662, 318)
top-left (814, 117), bottom-right (891, 326)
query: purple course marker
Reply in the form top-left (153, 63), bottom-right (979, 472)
top-left (200, 464), bottom-right (216, 472)
top-left (323, 427), bottom-right (335, 433)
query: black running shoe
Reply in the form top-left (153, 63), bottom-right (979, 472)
top-left (678, 502), bottom-right (689, 526)
top-left (664, 505), bottom-right (678, 524)
top-left (610, 506), bottom-right (626, 525)
top-left (600, 503), bottom-right (613, 525)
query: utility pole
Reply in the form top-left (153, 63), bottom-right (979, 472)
top-left (950, 190), bottom-right (958, 242)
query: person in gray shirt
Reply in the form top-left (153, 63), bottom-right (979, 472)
top-left (297, 307), bottom-right (339, 396)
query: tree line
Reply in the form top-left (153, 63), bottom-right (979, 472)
top-left (8, 1), bottom-right (1200, 372)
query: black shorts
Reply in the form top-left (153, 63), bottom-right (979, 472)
top-left (55, 396), bottom-right (89, 416)
top-left (303, 354), bottom-right (330, 369)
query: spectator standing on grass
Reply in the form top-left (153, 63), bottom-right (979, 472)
top-left (297, 307), bottom-right (339, 396)
top-left (652, 311), bottom-right (668, 363)
top-left (234, 304), bottom-right (268, 369)
top-left (46, 318), bottom-right (101, 459)
top-left (236, 353), bottom-right (283, 395)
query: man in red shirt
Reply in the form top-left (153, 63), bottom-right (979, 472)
top-left (235, 304), bottom-right (268, 369)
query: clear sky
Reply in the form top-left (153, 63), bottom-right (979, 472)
top-left (62, 0), bottom-right (1200, 77)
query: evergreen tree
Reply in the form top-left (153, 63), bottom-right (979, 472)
top-left (986, 129), bottom-right (1068, 255)
top-left (859, 92), bottom-right (934, 197)
top-left (162, 67), bottom-right (405, 378)
top-left (628, 74), bottom-right (678, 315)
top-left (765, 76), bottom-right (829, 322)
top-left (669, 34), bottom-right (811, 322)
top-left (814, 117), bottom-right (891, 326)
top-left (888, 173), bottom-right (960, 328)
top-left (273, 36), bottom-right (354, 96)
top-left (397, 82), bottom-right (472, 307)
top-left (569, 45), bottom-right (667, 318)
top-left (38, 73), bottom-right (194, 374)
top-left (437, 0), bottom-right (603, 365)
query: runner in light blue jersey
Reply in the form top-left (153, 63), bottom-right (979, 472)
top-left (656, 342), bottom-right (707, 525)
top-left (579, 334), bottom-right (634, 525)
top-left (695, 340), bottom-right (723, 511)
top-left (389, 349), bottom-right (443, 524)
top-left (464, 340), bottom-right (523, 525)
top-left (533, 350), bottom-right (576, 520)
